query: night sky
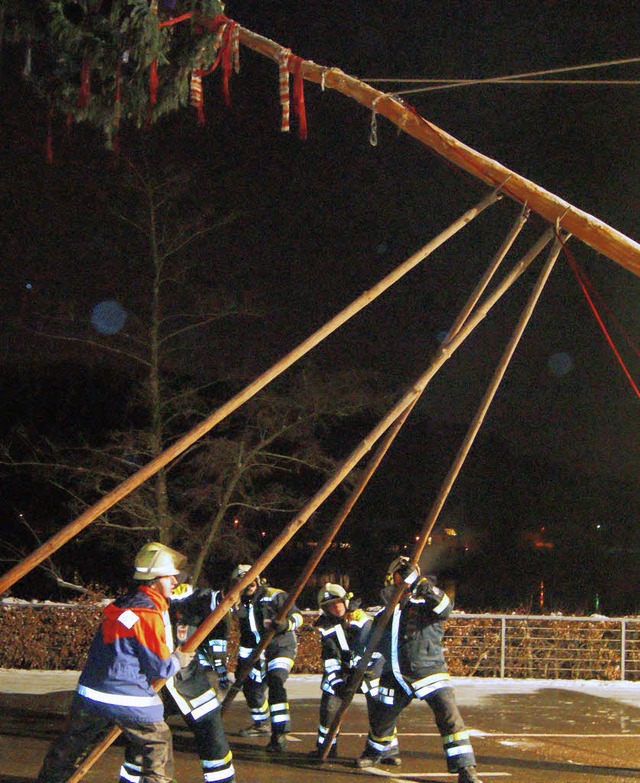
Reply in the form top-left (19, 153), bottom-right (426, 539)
top-left (0, 0), bottom-right (639, 606)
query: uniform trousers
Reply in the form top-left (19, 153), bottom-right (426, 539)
top-left (36, 694), bottom-right (173, 783)
top-left (242, 652), bottom-right (293, 735)
top-left (364, 680), bottom-right (476, 773)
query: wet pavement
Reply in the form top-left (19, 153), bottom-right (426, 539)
top-left (1, 674), bottom-right (640, 782)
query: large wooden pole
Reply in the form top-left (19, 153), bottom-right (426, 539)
top-left (0, 193), bottom-right (498, 597)
top-left (196, 16), bottom-right (640, 276)
top-left (321, 234), bottom-right (566, 757)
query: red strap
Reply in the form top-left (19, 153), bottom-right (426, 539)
top-left (563, 239), bottom-right (640, 398)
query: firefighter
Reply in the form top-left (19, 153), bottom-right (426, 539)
top-left (166, 579), bottom-right (235, 783)
top-left (229, 564), bottom-right (303, 753)
top-left (36, 542), bottom-right (195, 783)
top-left (356, 556), bottom-right (483, 783)
top-left (309, 583), bottom-right (382, 759)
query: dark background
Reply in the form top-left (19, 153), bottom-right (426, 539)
top-left (0, 0), bottom-right (638, 611)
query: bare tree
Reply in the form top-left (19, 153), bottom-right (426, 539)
top-left (1, 158), bottom-right (385, 587)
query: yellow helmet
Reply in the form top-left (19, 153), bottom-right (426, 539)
top-left (133, 542), bottom-right (186, 581)
top-left (384, 555), bottom-right (420, 586)
top-left (229, 563), bottom-right (254, 583)
top-left (317, 583), bottom-right (352, 611)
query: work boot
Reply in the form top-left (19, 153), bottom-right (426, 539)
top-left (458, 766), bottom-right (483, 783)
top-left (308, 745), bottom-right (338, 760)
top-left (238, 721), bottom-right (269, 737)
top-left (266, 733), bottom-right (287, 753)
top-left (355, 755), bottom-right (382, 769)
top-left (381, 755), bottom-right (402, 767)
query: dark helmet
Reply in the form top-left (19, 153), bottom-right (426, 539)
top-left (384, 555), bottom-right (420, 586)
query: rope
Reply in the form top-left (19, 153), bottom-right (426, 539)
top-left (364, 56), bottom-right (640, 96)
top-left (561, 240), bottom-right (640, 398)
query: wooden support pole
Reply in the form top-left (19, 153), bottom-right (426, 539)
top-left (320, 233), bottom-right (565, 758)
top-left (0, 192), bottom-right (498, 597)
top-left (202, 17), bottom-right (640, 276)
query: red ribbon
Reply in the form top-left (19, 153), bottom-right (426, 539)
top-left (220, 21), bottom-right (237, 107)
top-left (46, 109), bottom-right (53, 164)
top-left (289, 55), bottom-right (307, 140)
top-left (146, 59), bottom-right (159, 127)
top-left (77, 59), bottom-right (91, 109)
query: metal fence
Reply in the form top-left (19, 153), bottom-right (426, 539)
top-left (443, 613), bottom-right (640, 681)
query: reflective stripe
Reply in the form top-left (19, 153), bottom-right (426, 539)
top-left (433, 593), bottom-right (451, 615)
top-left (191, 700), bottom-right (217, 721)
top-left (267, 656), bottom-right (293, 672)
top-left (191, 690), bottom-right (220, 709)
top-left (443, 730), bottom-right (470, 744)
top-left (119, 765), bottom-right (141, 783)
top-left (390, 607), bottom-right (412, 696)
top-left (203, 752), bottom-right (233, 769)
top-left (334, 624), bottom-right (349, 652)
top-left (77, 684), bottom-right (161, 708)
top-left (248, 604), bottom-right (261, 645)
top-left (204, 765), bottom-right (236, 782)
top-left (447, 745), bottom-right (473, 757)
top-left (412, 672), bottom-right (451, 699)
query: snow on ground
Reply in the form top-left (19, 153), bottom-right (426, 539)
top-left (2, 669), bottom-right (640, 707)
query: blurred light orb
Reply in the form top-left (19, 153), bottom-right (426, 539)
top-left (548, 351), bottom-right (574, 376)
top-left (91, 300), bottom-right (127, 335)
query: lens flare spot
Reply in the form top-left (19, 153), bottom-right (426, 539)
top-left (548, 352), bottom-right (574, 376)
top-left (91, 300), bottom-right (127, 335)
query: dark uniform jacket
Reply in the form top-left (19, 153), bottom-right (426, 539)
top-left (315, 606), bottom-right (382, 696)
top-left (165, 585), bottom-right (231, 717)
top-left (235, 584), bottom-right (302, 663)
top-left (376, 582), bottom-right (453, 680)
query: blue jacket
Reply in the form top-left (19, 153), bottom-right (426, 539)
top-left (76, 584), bottom-right (181, 723)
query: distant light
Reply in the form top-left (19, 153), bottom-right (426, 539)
top-left (91, 300), bottom-right (127, 335)
top-left (25, 282), bottom-right (32, 290)
top-left (444, 528), bottom-right (457, 537)
top-left (548, 352), bottom-right (574, 376)
top-left (596, 523), bottom-right (602, 530)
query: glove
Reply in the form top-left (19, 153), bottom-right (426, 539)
top-left (332, 680), bottom-right (347, 699)
top-left (271, 617), bottom-right (289, 634)
top-left (174, 648), bottom-right (196, 669)
top-left (413, 576), bottom-right (437, 598)
top-left (396, 561), bottom-right (420, 586)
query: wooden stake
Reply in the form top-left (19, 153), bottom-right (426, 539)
top-left (0, 192), bottom-right (498, 597)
